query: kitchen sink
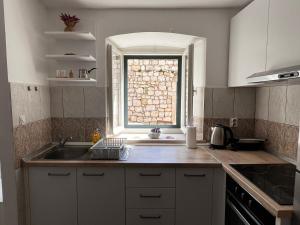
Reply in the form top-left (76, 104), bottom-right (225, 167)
top-left (42, 145), bottom-right (90, 160)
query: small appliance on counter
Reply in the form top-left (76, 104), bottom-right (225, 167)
top-left (210, 124), bottom-right (265, 150)
top-left (210, 124), bottom-right (234, 149)
top-left (230, 138), bottom-right (265, 150)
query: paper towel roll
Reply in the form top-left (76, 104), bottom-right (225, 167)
top-left (186, 126), bottom-right (197, 149)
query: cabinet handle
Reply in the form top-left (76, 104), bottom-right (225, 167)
top-left (82, 172), bottom-right (105, 177)
top-left (140, 194), bottom-right (162, 198)
top-left (184, 174), bottom-right (206, 177)
top-left (139, 215), bottom-right (161, 219)
top-left (48, 172), bottom-right (71, 177)
top-left (139, 172), bottom-right (162, 177)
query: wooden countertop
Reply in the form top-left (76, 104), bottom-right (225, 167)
top-left (23, 144), bottom-right (295, 218)
top-left (23, 145), bottom-right (221, 168)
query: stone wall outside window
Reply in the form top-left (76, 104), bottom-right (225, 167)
top-left (127, 58), bottom-right (179, 126)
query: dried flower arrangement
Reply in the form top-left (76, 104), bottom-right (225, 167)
top-left (60, 13), bottom-right (80, 32)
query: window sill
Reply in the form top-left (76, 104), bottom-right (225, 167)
top-left (113, 133), bottom-right (186, 145)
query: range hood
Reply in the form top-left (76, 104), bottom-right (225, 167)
top-left (247, 65), bottom-right (300, 83)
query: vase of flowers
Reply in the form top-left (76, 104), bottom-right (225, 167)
top-left (60, 13), bottom-right (80, 32)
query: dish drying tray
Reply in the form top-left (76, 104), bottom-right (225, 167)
top-left (90, 138), bottom-right (128, 160)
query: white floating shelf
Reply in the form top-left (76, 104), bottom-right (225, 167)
top-left (45, 54), bottom-right (96, 62)
top-left (45, 31), bottom-right (96, 41)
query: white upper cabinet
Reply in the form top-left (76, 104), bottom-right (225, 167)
top-left (228, 0), bottom-right (270, 87)
top-left (266, 0), bottom-right (300, 70)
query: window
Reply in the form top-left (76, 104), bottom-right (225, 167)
top-left (124, 56), bottom-right (182, 128)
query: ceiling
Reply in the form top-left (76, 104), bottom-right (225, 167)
top-left (40, 0), bottom-right (252, 9)
top-left (108, 33), bottom-right (201, 52)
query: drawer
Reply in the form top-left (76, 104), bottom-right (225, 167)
top-left (126, 209), bottom-right (175, 225)
top-left (126, 168), bottom-right (175, 187)
top-left (126, 188), bottom-right (175, 209)
top-left (176, 168), bottom-right (213, 185)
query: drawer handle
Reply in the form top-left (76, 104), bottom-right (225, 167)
top-left (48, 172), bottom-right (71, 177)
top-left (184, 174), bottom-right (206, 177)
top-left (139, 173), bottom-right (162, 177)
top-left (139, 215), bottom-right (161, 219)
top-left (82, 173), bottom-right (105, 177)
top-left (140, 194), bottom-right (162, 198)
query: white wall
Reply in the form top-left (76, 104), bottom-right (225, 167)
top-left (0, 0), bottom-right (19, 224)
top-left (4, 0), bottom-right (49, 85)
top-left (47, 8), bottom-right (237, 88)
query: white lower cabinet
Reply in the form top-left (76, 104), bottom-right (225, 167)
top-left (176, 168), bottom-right (213, 225)
top-left (77, 167), bottom-right (125, 225)
top-left (28, 167), bottom-right (221, 225)
top-left (28, 167), bottom-right (77, 225)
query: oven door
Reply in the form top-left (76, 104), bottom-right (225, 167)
top-left (225, 193), bottom-right (263, 225)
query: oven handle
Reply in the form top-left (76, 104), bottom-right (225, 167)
top-left (226, 191), bottom-right (264, 225)
top-left (226, 198), bottom-right (252, 225)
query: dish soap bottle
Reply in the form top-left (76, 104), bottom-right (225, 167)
top-left (92, 129), bottom-right (101, 144)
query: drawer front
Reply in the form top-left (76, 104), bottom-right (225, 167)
top-left (126, 188), bottom-right (175, 209)
top-left (126, 209), bottom-right (175, 225)
top-left (126, 168), bottom-right (175, 187)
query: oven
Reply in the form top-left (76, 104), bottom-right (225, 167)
top-left (225, 176), bottom-right (275, 225)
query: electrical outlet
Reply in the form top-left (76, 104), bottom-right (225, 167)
top-left (19, 115), bottom-right (26, 126)
top-left (230, 117), bottom-right (238, 128)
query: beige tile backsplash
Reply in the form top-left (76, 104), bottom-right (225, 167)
top-left (255, 87), bottom-right (269, 120)
top-left (84, 87), bottom-right (106, 118)
top-left (51, 86), bottom-right (107, 119)
top-left (63, 86), bottom-right (85, 118)
top-left (212, 88), bottom-right (235, 118)
top-left (50, 87), bottom-right (63, 117)
top-left (256, 84), bottom-right (300, 126)
top-left (204, 88), bottom-right (213, 118)
top-left (204, 87), bottom-right (256, 119)
top-left (268, 86), bottom-right (287, 124)
top-left (10, 83), bottom-right (51, 127)
top-left (234, 88), bottom-right (256, 119)
top-left (286, 85), bottom-right (300, 126)
top-left (203, 87), bottom-right (256, 141)
top-left (255, 84), bottom-right (300, 161)
top-left (10, 83), bottom-right (107, 168)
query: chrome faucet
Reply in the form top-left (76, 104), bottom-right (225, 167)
top-left (59, 136), bottom-right (73, 147)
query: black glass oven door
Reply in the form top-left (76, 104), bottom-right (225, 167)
top-left (225, 196), bottom-right (262, 225)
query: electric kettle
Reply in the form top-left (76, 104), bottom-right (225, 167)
top-left (210, 124), bottom-right (234, 149)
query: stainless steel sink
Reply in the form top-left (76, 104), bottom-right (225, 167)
top-left (42, 146), bottom-right (90, 160)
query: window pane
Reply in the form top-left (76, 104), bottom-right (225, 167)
top-left (126, 57), bottom-right (180, 127)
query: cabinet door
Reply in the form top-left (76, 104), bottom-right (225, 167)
top-left (77, 167), bottom-right (125, 225)
top-left (228, 0), bottom-right (269, 87)
top-left (176, 168), bottom-right (213, 225)
top-left (29, 167), bottom-right (77, 225)
top-left (266, 0), bottom-right (300, 70)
